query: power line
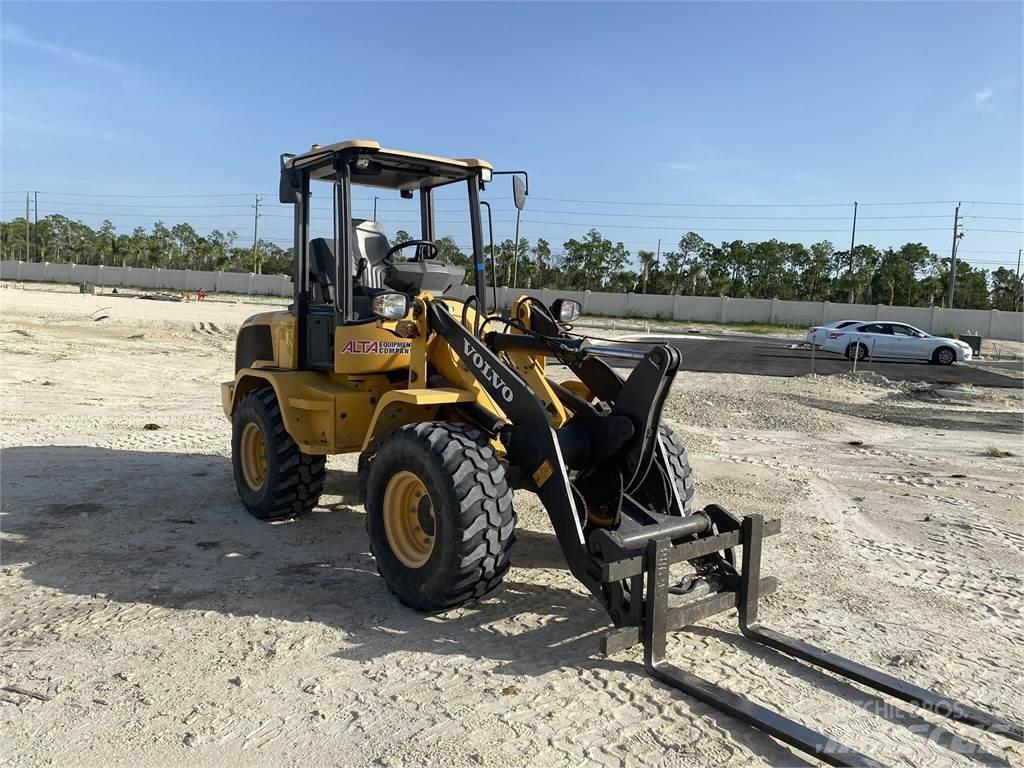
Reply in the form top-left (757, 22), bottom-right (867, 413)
top-left (34, 191), bottom-right (257, 199)
top-left (957, 248), bottom-right (1024, 254)
top-left (529, 196), bottom-right (851, 207)
top-left (527, 197), bottom-right (970, 208)
top-left (507, 219), bottom-right (955, 233)
top-left (493, 209), bottom-right (956, 221)
top-left (37, 200), bottom-right (260, 209)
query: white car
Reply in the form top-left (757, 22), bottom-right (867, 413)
top-left (818, 321), bottom-right (973, 365)
top-left (805, 320), bottom-right (863, 347)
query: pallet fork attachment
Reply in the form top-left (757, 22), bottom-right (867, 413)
top-left (628, 514), bottom-right (1023, 766)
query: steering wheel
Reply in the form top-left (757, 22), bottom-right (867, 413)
top-left (382, 239), bottom-right (438, 268)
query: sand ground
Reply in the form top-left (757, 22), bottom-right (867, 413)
top-left (1, 287), bottom-right (1022, 768)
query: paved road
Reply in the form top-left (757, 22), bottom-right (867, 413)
top-left (616, 334), bottom-right (1022, 388)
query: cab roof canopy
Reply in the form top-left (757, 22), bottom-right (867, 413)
top-left (283, 140), bottom-right (493, 192)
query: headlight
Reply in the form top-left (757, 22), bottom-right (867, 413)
top-left (371, 292), bottom-right (409, 320)
top-left (480, 168), bottom-right (492, 183)
top-left (550, 298), bottom-right (581, 323)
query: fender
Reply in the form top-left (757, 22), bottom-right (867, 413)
top-left (223, 369), bottom-right (381, 454)
top-left (360, 388), bottom-right (477, 452)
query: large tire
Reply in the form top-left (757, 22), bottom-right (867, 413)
top-left (365, 422), bottom-right (515, 612)
top-left (656, 424), bottom-right (696, 516)
top-left (932, 345), bottom-right (957, 366)
top-left (231, 388), bottom-right (326, 520)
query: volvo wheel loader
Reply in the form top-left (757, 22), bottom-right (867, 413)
top-left (223, 140), bottom-right (1022, 765)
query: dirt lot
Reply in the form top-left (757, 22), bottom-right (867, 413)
top-left (2, 287), bottom-right (1023, 768)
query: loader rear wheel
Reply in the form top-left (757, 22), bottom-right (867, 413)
top-left (231, 388), bottom-right (326, 520)
top-left (366, 422), bottom-right (515, 612)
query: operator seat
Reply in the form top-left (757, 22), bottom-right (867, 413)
top-left (309, 238), bottom-right (336, 304)
top-left (309, 220), bottom-right (392, 301)
top-left (351, 219), bottom-right (392, 290)
top-left (308, 223), bottom-right (392, 319)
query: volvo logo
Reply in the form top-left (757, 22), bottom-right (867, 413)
top-left (463, 339), bottom-right (514, 403)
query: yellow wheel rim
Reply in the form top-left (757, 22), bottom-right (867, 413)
top-left (240, 422), bottom-right (268, 491)
top-left (383, 471), bottom-right (435, 568)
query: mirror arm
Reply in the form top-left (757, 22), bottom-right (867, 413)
top-left (490, 170), bottom-right (529, 195)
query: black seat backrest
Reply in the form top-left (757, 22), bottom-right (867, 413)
top-left (309, 238), bottom-right (336, 304)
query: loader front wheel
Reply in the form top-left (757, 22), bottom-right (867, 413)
top-left (366, 422), bottom-right (515, 612)
top-left (656, 424), bottom-right (696, 515)
top-left (231, 388), bottom-right (326, 520)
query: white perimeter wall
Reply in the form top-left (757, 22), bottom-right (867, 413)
top-left (3, 260), bottom-right (1021, 341)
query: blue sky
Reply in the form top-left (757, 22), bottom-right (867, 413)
top-left (2, 2), bottom-right (1021, 269)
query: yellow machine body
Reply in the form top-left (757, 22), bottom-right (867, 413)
top-left (222, 294), bottom-right (572, 456)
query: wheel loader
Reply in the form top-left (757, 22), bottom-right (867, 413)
top-left (223, 140), bottom-right (1022, 765)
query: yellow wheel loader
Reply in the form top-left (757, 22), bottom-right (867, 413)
top-left (223, 140), bottom-right (1022, 764)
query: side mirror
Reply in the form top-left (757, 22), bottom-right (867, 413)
top-left (550, 298), bottom-right (581, 323)
top-left (513, 175), bottom-right (528, 211)
top-left (371, 292), bottom-right (409, 320)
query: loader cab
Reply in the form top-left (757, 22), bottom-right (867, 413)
top-left (279, 140), bottom-right (494, 371)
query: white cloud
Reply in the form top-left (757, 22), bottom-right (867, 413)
top-left (974, 88), bottom-right (994, 109)
top-left (658, 161), bottom-right (698, 172)
top-left (0, 24), bottom-right (122, 72)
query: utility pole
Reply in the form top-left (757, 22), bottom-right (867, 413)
top-left (1015, 248), bottom-right (1022, 311)
top-left (847, 201), bottom-right (858, 303)
top-left (25, 193), bottom-right (30, 261)
top-left (252, 194), bottom-right (261, 274)
top-left (947, 202), bottom-right (961, 309)
top-left (655, 238), bottom-right (661, 294)
top-left (33, 191), bottom-right (38, 261)
top-left (373, 196), bottom-right (379, 220)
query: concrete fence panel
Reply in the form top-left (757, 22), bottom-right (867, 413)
top-left (99, 266), bottom-right (128, 286)
top-left (773, 300), bottom-right (822, 326)
top-left (824, 302), bottom-right (876, 323)
top-left (18, 262), bottom-right (46, 281)
top-left (51, 263), bottom-right (75, 283)
top-left (219, 272), bottom-right (251, 293)
top-left (992, 311), bottom-right (1024, 341)
top-left (672, 295), bottom-right (722, 322)
top-left (725, 298), bottom-right (772, 323)
top-left (252, 274), bottom-right (285, 295)
top-left (931, 308), bottom-right (992, 337)
top-left (76, 265), bottom-right (101, 284)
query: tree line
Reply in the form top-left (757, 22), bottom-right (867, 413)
top-left (2, 214), bottom-right (1020, 311)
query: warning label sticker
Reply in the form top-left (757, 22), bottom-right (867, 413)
top-left (341, 339), bottom-right (412, 355)
top-left (532, 460), bottom-right (554, 488)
